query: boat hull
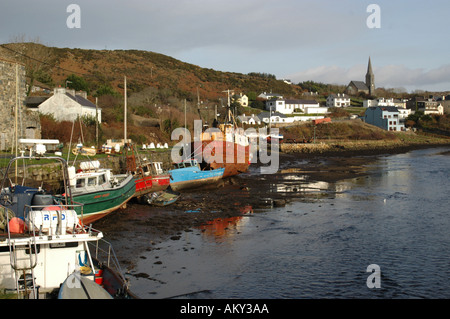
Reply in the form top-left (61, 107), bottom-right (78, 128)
top-left (133, 174), bottom-right (170, 199)
top-left (191, 140), bottom-right (250, 178)
top-left (72, 175), bottom-right (136, 224)
top-left (169, 166), bottom-right (225, 191)
top-left (151, 174), bottom-right (171, 192)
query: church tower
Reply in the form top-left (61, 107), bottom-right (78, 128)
top-left (365, 57), bottom-right (375, 96)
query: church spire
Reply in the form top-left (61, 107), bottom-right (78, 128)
top-left (366, 56), bottom-right (375, 96)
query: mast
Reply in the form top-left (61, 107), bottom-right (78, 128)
top-left (124, 76), bottom-right (127, 143)
top-left (14, 64), bottom-right (19, 183)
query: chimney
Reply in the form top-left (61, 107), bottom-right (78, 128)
top-left (76, 91), bottom-right (87, 99)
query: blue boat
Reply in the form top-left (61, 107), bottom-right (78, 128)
top-left (169, 159), bottom-right (225, 191)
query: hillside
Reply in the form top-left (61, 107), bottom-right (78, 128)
top-left (0, 42), bottom-right (306, 144)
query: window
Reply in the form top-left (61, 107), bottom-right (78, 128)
top-left (76, 178), bottom-right (85, 188)
top-left (88, 177), bottom-right (97, 186)
top-left (99, 174), bottom-right (106, 184)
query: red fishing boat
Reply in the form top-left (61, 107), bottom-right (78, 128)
top-left (126, 150), bottom-right (170, 203)
top-left (191, 122), bottom-right (251, 178)
top-left (187, 89), bottom-right (251, 178)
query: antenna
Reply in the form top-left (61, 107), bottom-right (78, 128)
top-left (19, 139), bottom-right (60, 156)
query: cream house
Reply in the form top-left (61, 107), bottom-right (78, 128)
top-left (233, 93), bottom-right (248, 107)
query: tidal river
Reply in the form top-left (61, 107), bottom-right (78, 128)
top-left (128, 147), bottom-right (450, 299)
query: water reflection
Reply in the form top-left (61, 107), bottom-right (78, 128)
top-left (198, 206), bottom-right (253, 242)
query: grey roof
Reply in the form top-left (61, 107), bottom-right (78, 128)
top-left (258, 111), bottom-right (287, 120)
top-left (366, 106), bottom-right (399, 113)
top-left (349, 81), bottom-right (369, 91)
top-left (25, 96), bottom-right (49, 107)
top-left (65, 92), bottom-right (97, 109)
top-left (284, 99), bottom-right (318, 104)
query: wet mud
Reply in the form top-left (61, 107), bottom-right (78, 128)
top-left (93, 151), bottom-right (376, 270)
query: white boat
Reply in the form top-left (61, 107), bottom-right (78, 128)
top-left (0, 140), bottom-right (136, 299)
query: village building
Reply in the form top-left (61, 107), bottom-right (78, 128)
top-left (257, 111), bottom-right (293, 124)
top-left (36, 87), bottom-right (102, 123)
top-left (237, 113), bottom-right (262, 125)
top-left (416, 99), bottom-right (444, 115)
top-left (364, 106), bottom-right (405, 131)
top-left (345, 57), bottom-right (375, 96)
top-left (265, 99), bottom-right (326, 115)
top-left (258, 92), bottom-right (283, 100)
top-left (363, 97), bottom-right (406, 108)
top-left (233, 93), bottom-right (248, 107)
top-left (326, 93), bottom-right (351, 107)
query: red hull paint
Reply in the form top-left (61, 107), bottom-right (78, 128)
top-left (192, 140), bottom-right (250, 178)
top-left (133, 174), bottom-right (170, 198)
top-left (151, 174), bottom-right (171, 192)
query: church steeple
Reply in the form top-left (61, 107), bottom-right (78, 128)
top-left (365, 57), bottom-right (375, 96)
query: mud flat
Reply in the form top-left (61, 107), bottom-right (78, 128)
top-left (93, 150), bottom-right (382, 269)
top-left (95, 137), bottom-right (450, 268)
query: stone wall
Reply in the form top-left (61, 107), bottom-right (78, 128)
top-left (3, 150), bottom-right (174, 192)
top-left (0, 58), bottom-right (41, 151)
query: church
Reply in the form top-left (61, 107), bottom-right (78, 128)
top-left (345, 57), bottom-right (375, 96)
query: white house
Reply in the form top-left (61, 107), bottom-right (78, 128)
top-left (265, 99), bottom-right (325, 115)
top-left (326, 93), bottom-right (351, 108)
top-left (37, 87), bottom-right (102, 123)
top-left (258, 92), bottom-right (283, 100)
top-left (416, 99), bottom-right (444, 115)
top-left (363, 97), bottom-right (406, 109)
top-left (257, 111), bottom-right (325, 125)
top-left (257, 111), bottom-right (295, 124)
top-left (237, 113), bottom-right (262, 125)
top-left (397, 108), bottom-right (411, 120)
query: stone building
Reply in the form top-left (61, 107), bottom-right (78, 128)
top-left (0, 58), bottom-right (41, 151)
top-left (345, 57), bottom-right (376, 96)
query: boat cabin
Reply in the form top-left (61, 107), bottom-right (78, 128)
top-left (68, 166), bottom-right (111, 191)
top-left (172, 159), bottom-right (199, 170)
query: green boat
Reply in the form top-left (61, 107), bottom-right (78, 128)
top-left (65, 161), bottom-right (136, 224)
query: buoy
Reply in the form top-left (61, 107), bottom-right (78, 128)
top-left (9, 217), bottom-right (26, 234)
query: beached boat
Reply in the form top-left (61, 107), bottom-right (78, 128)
top-left (188, 92), bottom-right (251, 178)
top-left (168, 159), bottom-right (225, 191)
top-left (0, 141), bottom-right (136, 299)
top-left (66, 160), bottom-right (136, 224)
top-left (147, 188), bottom-right (180, 206)
top-left (125, 151), bottom-right (171, 203)
top-left (72, 144), bottom-right (97, 156)
top-left (191, 122), bottom-right (251, 178)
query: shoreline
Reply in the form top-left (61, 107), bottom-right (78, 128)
top-left (94, 141), bottom-right (450, 269)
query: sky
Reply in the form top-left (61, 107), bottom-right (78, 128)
top-left (1, 0), bottom-right (449, 92)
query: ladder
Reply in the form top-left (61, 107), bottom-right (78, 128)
top-left (9, 239), bottom-right (39, 299)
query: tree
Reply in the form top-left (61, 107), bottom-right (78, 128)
top-left (250, 100), bottom-right (265, 110)
top-left (95, 84), bottom-right (118, 97)
top-left (65, 74), bottom-right (89, 92)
